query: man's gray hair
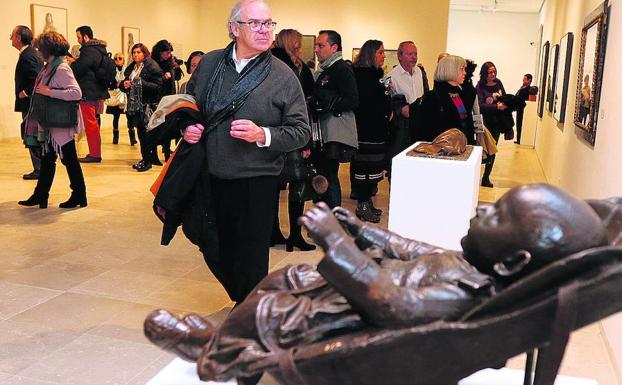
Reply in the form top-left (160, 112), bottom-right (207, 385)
top-left (397, 41), bottom-right (415, 56)
top-left (227, 0), bottom-right (269, 40)
top-left (434, 55), bottom-right (467, 82)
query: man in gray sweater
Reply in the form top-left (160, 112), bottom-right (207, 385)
top-left (184, 0), bottom-right (310, 303)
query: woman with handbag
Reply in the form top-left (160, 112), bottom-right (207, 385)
top-left (270, 29), bottom-right (317, 252)
top-left (105, 52), bottom-right (132, 145)
top-left (18, 31), bottom-right (87, 209)
top-left (476, 61), bottom-right (510, 188)
top-left (351, 40), bottom-right (391, 223)
top-left (119, 43), bottom-right (163, 172)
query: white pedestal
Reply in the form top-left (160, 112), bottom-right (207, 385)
top-left (518, 101), bottom-right (537, 147)
top-left (147, 359), bottom-right (598, 385)
top-left (388, 143), bottom-right (482, 251)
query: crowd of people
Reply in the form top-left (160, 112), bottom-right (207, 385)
top-left (11, 0), bottom-right (535, 312)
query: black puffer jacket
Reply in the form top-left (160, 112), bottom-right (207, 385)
top-left (70, 38), bottom-right (110, 101)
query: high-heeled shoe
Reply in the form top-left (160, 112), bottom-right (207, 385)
top-left (18, 194), bottom-right (48, 209)
top-left (286, 236), bottom-right (316, 252)
top-left (270, 231), bottom-right (287, 247)
top-left (59, 193), bottom-right (87, 208)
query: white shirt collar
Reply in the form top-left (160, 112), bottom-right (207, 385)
top-left (19, 45), bottom-right (29, 53)
top-left (231, 44), bottom-right (259, 73)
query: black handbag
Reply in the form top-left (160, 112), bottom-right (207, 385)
top-left (30, 65), bottom-right (79, 128)
top-left (31, 94), bottom-right (79, 128)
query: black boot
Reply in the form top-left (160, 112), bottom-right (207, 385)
top-left (286, 200), bottom-right (316, 252)
top-left (59, 192), bottom-right (87, 208)
top-left (128, 128), bottom-right (137, 146)
top-left (481, 154), bottom-right (495, 188)
top-left (356, 201), bottom-right (380, 223)
top-left (369, 198), bottom-right (382, 216)
top-left (18, 193), bottom-right (48, 208)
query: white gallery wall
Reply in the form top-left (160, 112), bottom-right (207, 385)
top-left (447, 10), bottom-right (540, 97)
top-left (535, 0), bottom-right (622, 377)
top-left (0, 0), bottom-right (203, 139)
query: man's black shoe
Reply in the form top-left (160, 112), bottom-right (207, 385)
top-left (22, 171), bottom-right (39, 180)
top-left (78, 155), bottom-right (102, 163)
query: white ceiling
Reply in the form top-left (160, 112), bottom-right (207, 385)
top-left (450, 0), bottom-right (544, 13)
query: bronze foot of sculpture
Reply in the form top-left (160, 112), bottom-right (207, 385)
top-left (144, 309), bottom-right (215, 362)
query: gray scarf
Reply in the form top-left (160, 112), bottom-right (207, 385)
top-left (314, 52), bottom-right (343, 81)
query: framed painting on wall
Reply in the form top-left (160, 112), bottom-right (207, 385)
top-left (553, 33), bottom-right (574, 123)
top-left (122, 26), bottom-right (140, 64)
top-left (537, 41), bottom-right (549, 118)
top-left (30, 4), bottom-right (67, 38)
top-left (547, 44), bottom-right (559, 113)
top-left (301, 35), bottom-right (316, 69)
top-left (574, 0), bottom-right (610, 146)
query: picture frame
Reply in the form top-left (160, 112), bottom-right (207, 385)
top-left (553, 33), bottom-right (574, 123)
top-left (352, 48), bottom-right (399, 75)
top-left (537, 41), bottom-right (549, 118)
top-left (122, 26), bottom-right (140, 64)
top-left (573, 0), bottom-right (610, 146)
top-left (301, 35), bottom-right (316, 69)
top-left (547, 44), bottom-right (559, 113)
top-left (30, 4), bottom-right (68, 39)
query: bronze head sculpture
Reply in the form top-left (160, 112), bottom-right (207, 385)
top-left (413, 128), bottom-right (467, 156)
top-left (144, 183), bottom-right (612, 384)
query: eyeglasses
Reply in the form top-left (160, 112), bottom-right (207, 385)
top-left (114, 57), bottom-right (123, 60)
top-left (235, 19), bottom-right (277, 32)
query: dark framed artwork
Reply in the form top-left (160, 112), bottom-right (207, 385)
top-left (546, 44), bottom-right (559, 113)
top-left (553, 33), bottom-right (574, 123)
top-left (574, 1), bottom-right (610, 145)
top-left (301, 35), bottom-right (316, 69)
top-left (30, 4), bottom-right (68, 38)
top-left (537, 41), bottom-right (549, 118)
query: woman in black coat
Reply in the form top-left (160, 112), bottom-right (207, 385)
top-left (269, 29), bottom-right (317, 252)
top-left (119, 43), bottom-right (163, 172)
top-left (351, 40), bottom-right (391, 223)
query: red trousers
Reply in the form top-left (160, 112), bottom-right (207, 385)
top-left (80, 101), bottom-right (101, 158)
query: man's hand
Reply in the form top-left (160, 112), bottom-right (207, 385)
top-left (230, 119), bottom-right (265, 144)
top-left (123, 80), bottom-right (132, 89)
top-left (302, 149), bottom-right (311, 159)
top-left (497, 102), bottom-right (507, 111)
top-left (401, 105), bottom-right (410, 118)
top-left (163, 72), bottom-right (172, 80)
top-left (333, 206), bottom-right (364, 237)
top-left (183, 123), bottom-right (204, 144)
top-left (299, 202), bottom-right (346, 251)
top-left (18, 90), bottom-right (28, 99)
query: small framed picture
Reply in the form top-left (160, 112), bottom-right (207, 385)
top-left (30, 4), bottom-right (68, 38)
top-left (122, 26), bottom-right (141, 64)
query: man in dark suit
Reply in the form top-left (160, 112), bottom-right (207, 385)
top-left (514, 73), bottom-right (532, 144)
top-left (11, 25), bottom-right (43, 180)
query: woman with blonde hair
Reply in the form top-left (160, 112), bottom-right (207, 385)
top-left (270, 29), bottom-right (316, 251)
top-left (19, 31), bottom-right (87, 208)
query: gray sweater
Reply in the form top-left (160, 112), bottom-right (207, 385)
top-left (187, 49), bottom-right (310, 179)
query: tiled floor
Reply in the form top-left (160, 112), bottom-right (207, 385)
top-left (0, 129), bottom-right (619, 385)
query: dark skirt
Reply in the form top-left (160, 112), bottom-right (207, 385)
top-left (351, 142), bottom-right (386, 182)
top-left (106, 105), bottom-right (124, 115)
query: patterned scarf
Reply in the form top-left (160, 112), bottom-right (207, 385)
top-left (199, 41), bottom-right (272, 134)
top-left (449, 92), bottom-right (468, 120)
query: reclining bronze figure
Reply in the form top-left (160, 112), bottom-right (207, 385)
top-left (144, 183), bottom-right (622, 385)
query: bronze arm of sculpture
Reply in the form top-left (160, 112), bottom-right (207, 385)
top-left (333, 206), bottom-right (447, 260)
top-left (302, 203), bottom-right (491, 328)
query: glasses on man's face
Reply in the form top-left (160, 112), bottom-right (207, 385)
top-left (235, 19), bottom-right (277, 32)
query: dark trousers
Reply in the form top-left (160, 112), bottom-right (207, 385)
top-left (352, 180), bottom-right (375, 202)
top-left (386, 117), bottom-right (410, 177)
top-left (34, 140), bottom-right (86, 199)
top-left (314, 155), bottom-right (341, 208)
top-left (208, 175), bottom-right (279, 303)
top-left (128, 114), bottom-right (156, 162)
top-left (516, 107), bottom-right (524, 143)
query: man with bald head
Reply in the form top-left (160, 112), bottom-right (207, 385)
top-left (183, 0), bottom-right (310, 303)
